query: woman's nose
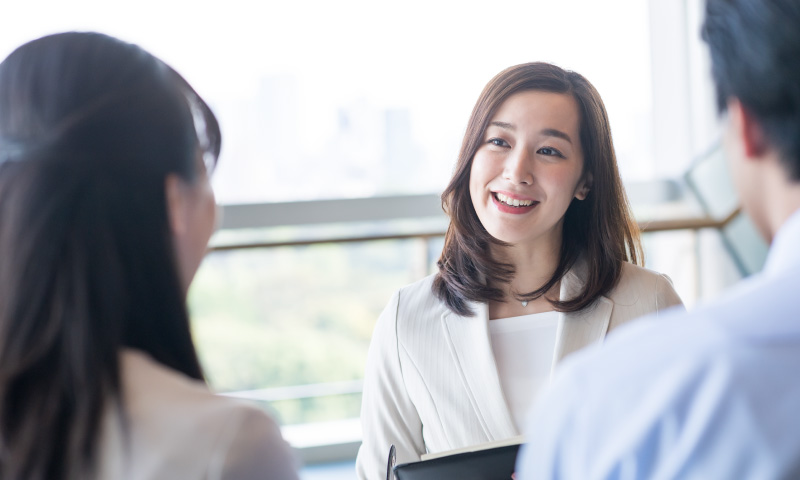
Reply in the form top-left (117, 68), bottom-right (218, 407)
top-left (503, 148), bottom-right (534, 185)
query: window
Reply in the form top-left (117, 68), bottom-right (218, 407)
top-left (4, 0), bottom-right (737, 469)
top-left (3, 0), bottom-right (657, 204)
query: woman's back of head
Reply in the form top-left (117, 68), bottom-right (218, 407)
top-left (0, 32), bottom-right (220, 479)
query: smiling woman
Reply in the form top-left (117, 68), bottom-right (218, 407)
top-left (469, 91), bottom-right (589, 271)
top-left (439, 63), bottom-right (643, 317)
top-left (355, 62), bottom-right (686, 480)
top-left (469, 90), bottom-right (591, 317)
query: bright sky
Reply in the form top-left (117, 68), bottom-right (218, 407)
top-left (1, 0), bottom-right (655, 203)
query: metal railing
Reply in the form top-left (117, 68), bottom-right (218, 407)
top-left (221, 380), bottom-right (363, 403)
top-left (210, 197), bottom-right (742, 405)
top-left (205, 188), bottom-right (745, 463)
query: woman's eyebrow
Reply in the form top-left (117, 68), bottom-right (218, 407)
top-left (489, 122), bottom-right (573, 145)
top-left (489, 121), bottom-right (514, 130)
top-left (541, 128), bottom-right (573, 144)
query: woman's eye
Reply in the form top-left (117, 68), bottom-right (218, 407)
top-left (538, 147), bottom-right (564, 157)
top-left (488, 138), bottom-right (509, 147)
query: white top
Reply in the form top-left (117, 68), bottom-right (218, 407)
top-left (517, 207), bottom-right (800, 480)
top-left (95, 349), bottom-right (299, 480)
top-left (489, 311), bottom-right (559, 431)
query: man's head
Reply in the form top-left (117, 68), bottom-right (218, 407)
top-left (703, 0), bottom-right (800, 239)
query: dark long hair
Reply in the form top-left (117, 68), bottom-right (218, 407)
top-left (0, 32), bottom-right (221, 479)
top-left (433, 62), bottom-right (641, 316)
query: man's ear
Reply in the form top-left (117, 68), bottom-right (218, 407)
top-left (728, 98), bottom-right (769, 159)
top-left (575, 172), bottom-right (593, 200)
top-left (165, 173), bottom-right (189, 236)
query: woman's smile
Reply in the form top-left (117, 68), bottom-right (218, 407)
top-left (491, 191), bottom-right (540, 214)
top-left (469, 90), bottom-right (588, 247)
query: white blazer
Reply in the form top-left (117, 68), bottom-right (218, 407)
top-left (95, 349), bottom-right (299, 480)
top-left (355, 261), bottom-right (684, 480)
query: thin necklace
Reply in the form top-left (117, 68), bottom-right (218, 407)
top-left (521, 301), bottom-right (529, 307)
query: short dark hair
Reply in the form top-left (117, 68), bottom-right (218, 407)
top-left (433, 62), bottom-right (641, 317)
top-left (0, 32), bottom-right (220, 479)
top-left (702, 0), bottom-right (800, 180)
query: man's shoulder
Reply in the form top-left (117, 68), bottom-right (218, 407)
top-left (523, 307), bottom-right (800, 479)
top-left (548, 267), bottom-right (800, 419)
top-left (557, 309), bottom-right (725, 393)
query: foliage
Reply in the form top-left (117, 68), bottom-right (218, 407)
top-left (188, 238), bottom-right (424, 425)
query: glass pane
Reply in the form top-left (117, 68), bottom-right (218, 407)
top-left (3, 0), bottom-right (655, 204)
top-left (723, 213), bottom-right (769, 276)
top-left (188, 238), bottom-right (425, 425)
top-left (685, 143), bottom-right (739, 219)
top-left (684, 143), bottom-right (769, 276)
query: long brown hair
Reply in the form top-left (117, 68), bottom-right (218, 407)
top-left (433, 62), bottom-right (641, 316)
top-left (0, 32), bottom-right (219, 479)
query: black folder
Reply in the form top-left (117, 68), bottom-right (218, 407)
top-left (392, 443), bottom-right (520, 480)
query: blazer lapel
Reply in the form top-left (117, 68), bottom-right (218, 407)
top-left (441, 302), bottom-right (519, 441)
top-left (551, 260), bottom-right (614, 372)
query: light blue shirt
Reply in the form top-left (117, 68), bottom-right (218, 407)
top-left (517, 208), bottom-right (800, 480)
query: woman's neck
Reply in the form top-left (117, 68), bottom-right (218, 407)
top-left (488, 233), bottom-right (562, 319)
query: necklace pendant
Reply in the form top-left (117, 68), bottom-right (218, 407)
top-left (521, 301), bottom-right (529, 307)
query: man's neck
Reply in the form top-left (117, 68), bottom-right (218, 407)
top-left (762, 164), bottom-right (800, 243)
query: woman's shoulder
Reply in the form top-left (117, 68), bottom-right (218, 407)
top-left (618, 262), bottom-right (674, 284)
top-left (120, 349), bottom-right (271, 418)
top-left (608, 262), bottom-right (682, 309)
top-left (377, 273), bottom-right (452, 334)
top-left (120, 349), bottom-right (225, 406)
top-left (100, 349), bottom-right (298, 478)
top-left (620, 262), bottom-right (672, 282)
top-left (395, 272), bottom-right (438, 299)
top-left (118, 349), bottom-right (289, 449)
top-left (395, 273), bottom-right (450, 314)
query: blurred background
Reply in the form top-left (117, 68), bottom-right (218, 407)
top-left (1, 0), bottom-right (768, 477)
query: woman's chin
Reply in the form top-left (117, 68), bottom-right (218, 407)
top-left (486, 231), bottom-right (527, 246)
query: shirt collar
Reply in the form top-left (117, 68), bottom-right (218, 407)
top-left (764, 207), bottom-right (800, 277)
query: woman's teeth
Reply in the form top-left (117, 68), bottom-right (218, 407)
top-left (495, 193), bottom-right (534, 207)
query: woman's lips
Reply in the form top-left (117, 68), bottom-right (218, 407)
top-left (491, 192), bottom-right (539, 214)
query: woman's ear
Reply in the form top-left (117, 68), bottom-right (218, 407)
top-left (575, 173), bottom-right (593, 200)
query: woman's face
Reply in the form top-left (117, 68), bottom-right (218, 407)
top-left (469, 90), bottom-right (589, 248)
top-left (168, 159), bottom-right (217, 294)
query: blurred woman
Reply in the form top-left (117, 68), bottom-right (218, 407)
top-left (356, 62), bottom-right (684, 479)
top-left (0, 32), bottom-right (298, 480)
